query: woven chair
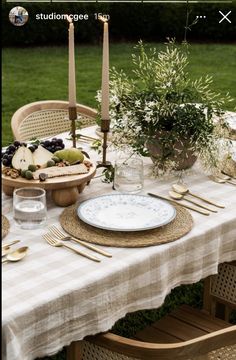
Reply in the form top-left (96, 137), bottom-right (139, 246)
top-left (67, 261), bottom-right (236, 360)
top-left (11, 100), bottom-right (97, 141)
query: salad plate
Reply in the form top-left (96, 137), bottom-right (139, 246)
top-left (77, 194), bottom-right (176, 232)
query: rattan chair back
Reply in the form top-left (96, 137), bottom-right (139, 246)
top-left (203, 261), bottom-right (236, 322)
top-left (11, 100), bottom-right (97, 141)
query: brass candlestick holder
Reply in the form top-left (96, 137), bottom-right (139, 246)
top-left (97, 119), bottom-right (112, 169)
top-left (69, 106), bottom-right (77, 148)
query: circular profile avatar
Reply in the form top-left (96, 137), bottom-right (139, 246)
top-left (9, 7), bottom-right (28, 26)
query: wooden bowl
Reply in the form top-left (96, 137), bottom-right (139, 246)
top-left (2, 163), bottom-right (96, 207)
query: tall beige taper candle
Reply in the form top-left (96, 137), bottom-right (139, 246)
top-left (101, 19), bottom-right (109, 124)
top-left (68, 18), bottom-right (76, 108)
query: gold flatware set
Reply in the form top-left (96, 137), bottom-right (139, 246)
top-left (2, 240), bottom-right (21, 256)
top-left (49, 225), bottom-right (112, 258)
top-left (148, 182), bottom-right (225, 216)
top-left (168, 191), bottom-right (217, 213)
top-left (2, 227), bottom-right (112, 264)
top-left (171, 183), bottom-right (225, 208)
top-left (148, 193), bottom-right (210, 215)
top-left (2, 244), bottom-right (28, 264)
top-left (43, 226), bottom-right (112, 262)
top-left (43, 234), bottom-right (101, 262)
top-left (209, 174), bottom-right (236, 186)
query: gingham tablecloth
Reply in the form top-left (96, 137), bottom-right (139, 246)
top-left (2, 127), bottom-right (236, 360)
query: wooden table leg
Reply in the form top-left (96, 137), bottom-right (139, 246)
top-left (67, 341), bottom-right (83, 360)
top-left (51, 187), bottom-right (79, 207)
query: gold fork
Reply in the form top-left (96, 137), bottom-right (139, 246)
top-left (49, 225), bottom-right (112, 258)
top-left (43, 234), bottom-right (101, 262)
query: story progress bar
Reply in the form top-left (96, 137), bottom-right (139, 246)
top-left (6, 0), bottom-right (233, 3)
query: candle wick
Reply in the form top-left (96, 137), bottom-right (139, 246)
top-left (66, 14), bottom-right (73, 23)
top-left (98, 15), bottom-right (108, 23)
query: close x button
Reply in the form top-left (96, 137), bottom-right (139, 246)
top-left (219, 10), bottom-right (232, 24)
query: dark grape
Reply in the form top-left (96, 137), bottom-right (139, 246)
top-left (13, 140), bottom-right (21, 147)
top-left (22, 142), bottom-right (27, 147)
top-left (28, 146), bottom-right (35, 153)
top-left (44, 140), bottom-right (51, 147)
top-left (2, 158), bottom-right (10, 166)
top-left (38, 138), bottom-right (65, 152)
top-left (7, 145), bottom-right (16, 153)
top-left (2, 153), bottom-right (7, 159)
top-left (33, 144), bottom-right (38, 150)
top-left (8, 154), bottom-right (13, 161)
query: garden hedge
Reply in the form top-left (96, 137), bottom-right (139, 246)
top-left (2, 1), bottom-right (236, 46)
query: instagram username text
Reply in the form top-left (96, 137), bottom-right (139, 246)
top-left (36, 13), bottom-right (89, 21)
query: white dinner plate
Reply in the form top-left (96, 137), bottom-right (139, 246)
top-left (77, 194), bottom-right (176, 232)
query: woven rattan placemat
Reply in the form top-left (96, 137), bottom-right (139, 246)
top-left (60, 203), bottom-right (193, 248)
top-left (2, 215), bottom-right (10, 239)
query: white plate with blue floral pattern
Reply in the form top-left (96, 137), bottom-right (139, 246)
top-left (77, 194), bottom-right (176, 232)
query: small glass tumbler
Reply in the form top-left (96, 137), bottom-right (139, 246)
top-left (114, 155), bottom-right (144, 194)
top-left (13, 187), bottom-right (47, 229)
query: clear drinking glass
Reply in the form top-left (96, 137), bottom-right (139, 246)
top-left (13, 187), bottom-right (47, 229)
top-left (114, 155), bottom-right (144, 194)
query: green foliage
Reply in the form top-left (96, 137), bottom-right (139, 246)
top-left (102, 165), bottom-right (114, 183)
top-left (103, 40), bottom-right (233, 173)
top-left (90, 139), bottom-right (102, 154)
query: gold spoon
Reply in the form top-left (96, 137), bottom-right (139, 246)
top-left (221, 171), bottom-right (236, 180)
top-left (2, 246), bottom-right (13, 257)
top-left (2, 247), bottom-right (28, 264)
top-left (209, 175), bottom-right (236, 186)
top-left (169, 191), bottom-right (217, 213)
top-left (172, 183), bottom-right (225, 209)
top-left (217, 174), bottom-right (236, 184)
top-left (2, 240), bottom-right (21, 256)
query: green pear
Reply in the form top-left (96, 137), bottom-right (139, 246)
top-left (54, 148), bottom-right (84, 164)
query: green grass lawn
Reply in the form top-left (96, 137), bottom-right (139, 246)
top-left (2, 43), bottom-right (236, 146)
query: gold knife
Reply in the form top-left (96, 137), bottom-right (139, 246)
top-left (2, 240), bottom-right (20, 249)
top-left (68, 236), bottom-right (112, 258)
top-left (148, 193), bottom-right (210, 216)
